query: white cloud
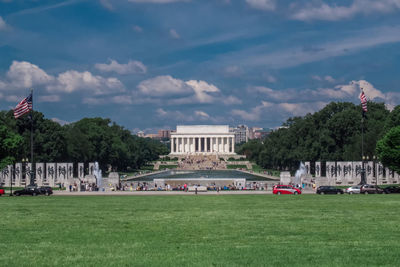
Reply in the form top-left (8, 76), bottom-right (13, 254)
top-left (133, 25), bottom-right (143, 32)
top-left (292, 0), bottom-right (400, 21)
top-left (185, 80), bottom-right (219, 103)
top-left (82, 97), bottom-right (106, 105)
top-left (263, 73), bottom-right (277, 83)
top-left (0, 16), bottom-right (8, 31)
top-left (194, 110), bottom-right (210, 119)
top-left (128, 0), bottom-right (188, 3)
top-left (224, 65), bottom-right (242, 76)
top-left (51, 118), bottom-right (70, 125)
top-left (48, 70), bottom-right (125, 95)
top-left (312, 75), bottom-right (336, 83)
top-left (111, 95), bottom-right (133, 104)
top-left (248, 86), bottom-right (294, 101)
top-left (232, 101), bottom-right (328, 121)
top-left (5, 95), bottom-right (19, 102)
top-left (138, 75), bottom-right (189, 96)
top-left (246, 0), bottom-right (276, 11)
top-left (137, 75), bottom-right (224, 104)
top-left (95, 59), bottom-right (147, 74)
top-left (169, 29), bottom-right (180, 39)
top-left (156, 108), bottom-right (221, 123)
top-left (38, 95), bottom-right (60, 102)
top-left (7, 61), bottom-right (54, 88)
top-left (156, 108), bottom-right (194, 122)
top-left (223, 95), bottom-right (242, 105)
top-left (215, 26), bottom-right (400, 70)
top-left (99, 0), bottom-right (114, 10)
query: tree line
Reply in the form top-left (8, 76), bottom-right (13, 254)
top-left (0, 110), bottom-right (169, 171)
top-left (238, 102), bottom-right (400, 172)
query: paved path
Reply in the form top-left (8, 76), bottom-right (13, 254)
top-left (53, 189), bottom-right (316, 196)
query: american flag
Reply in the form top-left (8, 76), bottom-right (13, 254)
top-left (14, 93), bottom-right (33, 119)
top-left (359, 89), bottom-right (367, 112)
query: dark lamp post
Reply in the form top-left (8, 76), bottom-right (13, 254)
top-left (360, 156), bottom-right (367, 185)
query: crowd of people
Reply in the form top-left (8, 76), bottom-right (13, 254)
top-left (178, 155), bottom-right (226, 170)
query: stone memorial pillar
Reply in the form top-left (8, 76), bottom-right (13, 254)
top-left (304, 162), bottom-right (310, 175)
top-left (376, 162), bottom-right (384, 185)
top-left (385, 167), bottom-right (393, 184)
top-left (394, 172), bottom-right (400, 184)
top-left (36, 163), bottom-right (44, 186)
top-left (344, 161), bottom-right (352, 184)
top-left (315, 162), bottom-right (321, 178)
top-left (336, 162), bottom-right (344, 184)
top-left (25, 163), bottom-right (32, 186)
top-left (57, 163), bottom-right (68, 186)
top-left (67, 163), bottom-right (74, 179)
top-left (2, 165), bottom-right (13, 186)
top-left (326, 161), bottom-right (336, 185)
top-left (365, 161), bottom-right (374, 184)
top-left (78, 163), bottom-right (84, 179)
top-left (14, 163), bottom-right (22, 187)
top-left (89, 162), bottom-right (95, 176)
top-left (47, 163), bottom-right (56, 187)
top-left (351, 161), bottom-right (362, 184)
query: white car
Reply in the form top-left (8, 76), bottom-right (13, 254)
top-left (345, 185), bottom-right (361, 194)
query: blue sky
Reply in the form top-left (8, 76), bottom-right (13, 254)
top-left (0, 0), bottom-right (399, 133)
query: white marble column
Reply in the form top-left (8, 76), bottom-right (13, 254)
top-left (171, 138), bottom-right (175, 153)
top-left (232, 137), bottom-right (235, 153)
top-left (184, 137), bottom-right (188, 153)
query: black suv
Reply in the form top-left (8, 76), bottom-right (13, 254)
top-left (316, 186), bottom-right (344, 195)
top-left (13, 185), bottom-right (41, 196)
top-left (383, 186), bottom-right (400, 194)
top-left (38, 186), bottom-right (53, 196)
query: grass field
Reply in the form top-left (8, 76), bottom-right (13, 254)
top-left (1, 195), bottom-right (400, 266)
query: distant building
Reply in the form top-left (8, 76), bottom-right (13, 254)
top-left (170, 125), bottom-right (235, 155)
top-left (136, 131), bottom-right (145, 138)
top-left (158, 129), bottom-right (171, 139)
top-left (254, 128), bottom-right (271, 140)
top-left (248, 127), bottom-right (263, 140)
top-left (232, 125), bottom-right (249, 144)
top-left (144, 133), bottom-right (159, 139)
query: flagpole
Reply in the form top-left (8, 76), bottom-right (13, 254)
top-left (360, 88), bottom-right (367, 185)
top-left (30, 89), bottom-right (35, 186)
top-left (361, 111), bottom-right (366, 185)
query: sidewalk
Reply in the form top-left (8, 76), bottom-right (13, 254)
top-left (53, 189), bottom-right (316, 196)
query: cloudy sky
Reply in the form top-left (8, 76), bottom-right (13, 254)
top-left (0, 0), bottom-right (399, 132)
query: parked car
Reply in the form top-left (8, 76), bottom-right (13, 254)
top-left (345, 185), bottom-right (361, 194)
top-left (273, 185), bottom-right (302, 195)
top-left (383, 186), bottom-right (400, 194)
top-left (0, 187), bottom-right (5, 196)
top-left (360, 184), bottom-right (384, 194)
top-left (13, 185), bottom-right (41, 196)
top-left (316, 186), bottom-right (344, 195)
top-left (38, 186), bottom-right (53, 196)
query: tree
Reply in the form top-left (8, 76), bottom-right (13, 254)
top-left (0, 125), bottom-right (23, 170)
top-left (376, 126), bottom-right (400, 173)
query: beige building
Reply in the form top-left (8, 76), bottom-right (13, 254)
top-left (170, 125), bottom-right (235, 155)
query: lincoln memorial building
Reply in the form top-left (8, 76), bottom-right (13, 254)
top-left (170, 125), bottom-right (235, 155)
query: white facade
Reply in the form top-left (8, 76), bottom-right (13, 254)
top-left (170, 125), bottom-right (236, 155)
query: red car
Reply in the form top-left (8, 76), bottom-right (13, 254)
top-left (0, 188), bottom-right (5, 196)
top-left (273, 185), bottom-right (302, 195)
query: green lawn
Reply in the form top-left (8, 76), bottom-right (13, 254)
top-left (159, 165), bottom-right (178, 169)
top-left (227, 164), bottom-right (248, 169)
top-left (1, 195), bottom-right (400, 266)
